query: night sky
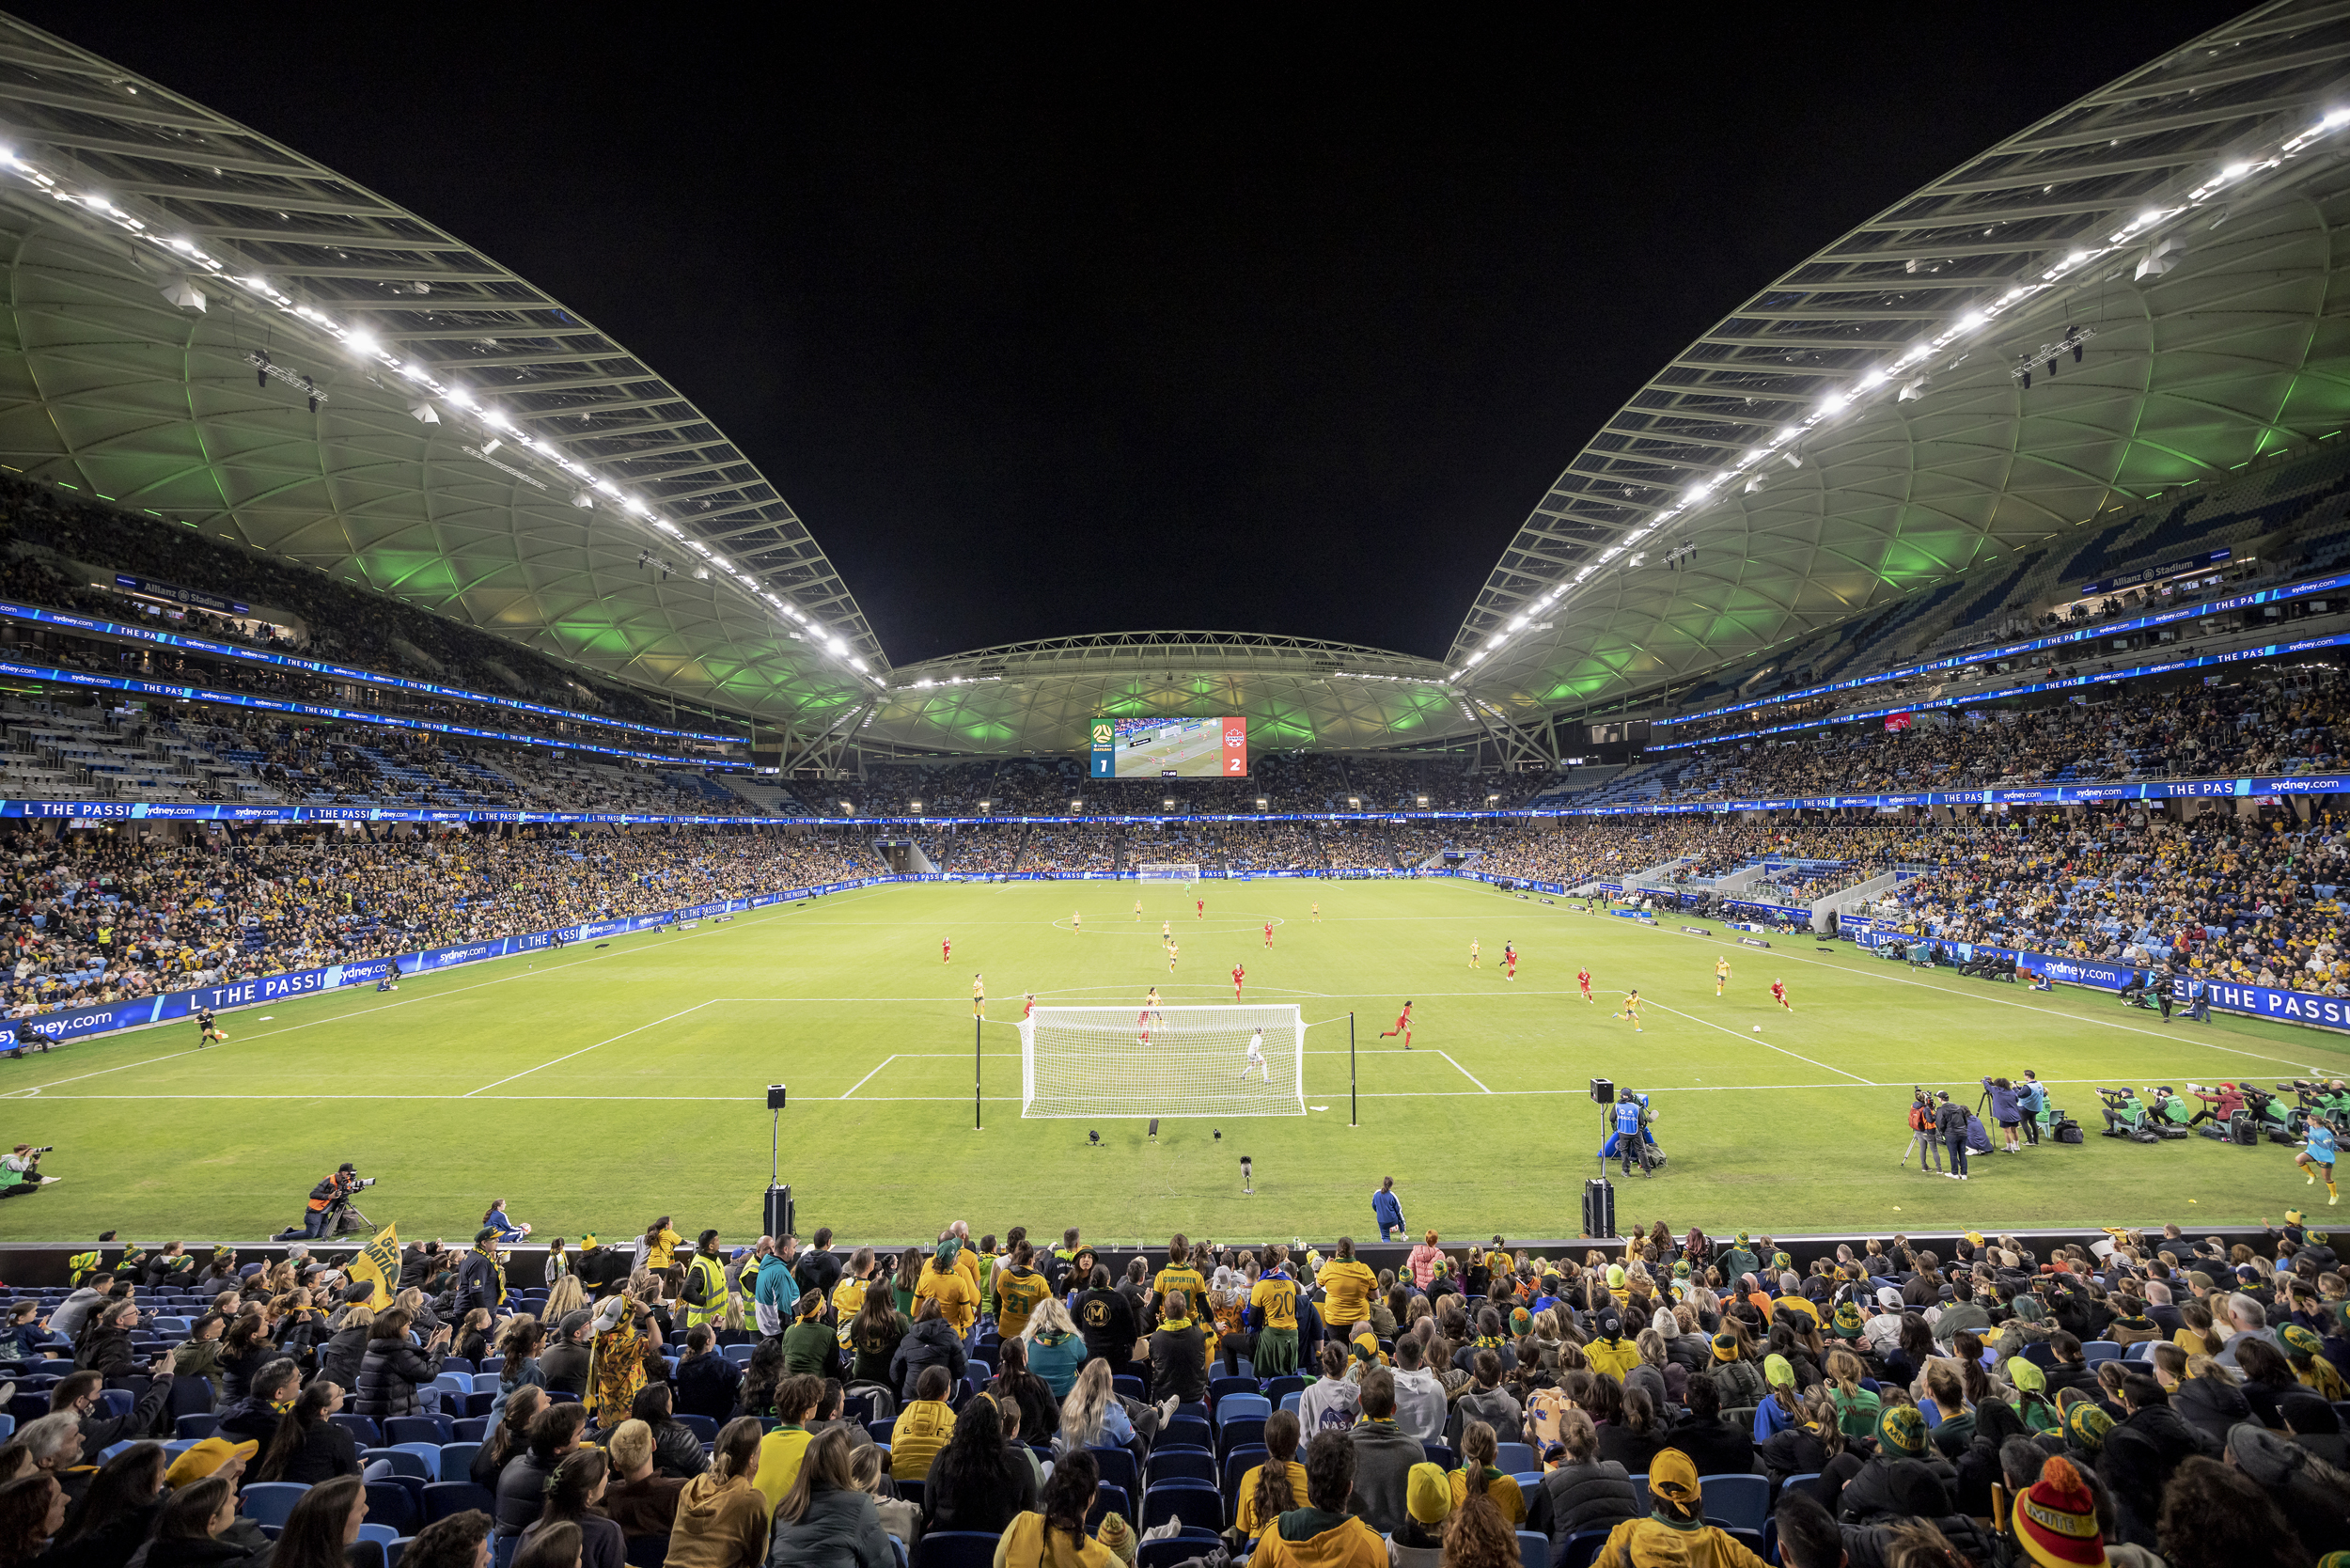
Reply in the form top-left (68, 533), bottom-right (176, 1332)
top-left (23, 6), bottom-right (2248, 666)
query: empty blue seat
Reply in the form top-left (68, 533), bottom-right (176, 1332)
top-left (423, 1482), bottom-right (496, 1524)
top-left (386, 1415), bottom-right (453, 1446)
top-left (242, 1483), bottom-right (310, 1527)
top-left (1517, 1530), bottom-right (1550, 1568)
top-left (440, 1443), bottom-right (479, 1480)
top-left (1140, 1482), bottom-right (1222, 1532)
top-left (390, 1442), bottom-right (442, 1482)
top-left (1496, 1442), bottom-right (1536, 1475)
top-left (1215, 1393), bottom-right (1270, 1429)
top-left (911, 1533), bottom-right (1001, 1568)
top-left (1699, 1473), bottom-right (1768, 1532)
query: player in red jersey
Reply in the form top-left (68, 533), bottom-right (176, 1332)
top-left (1378, 1000), bottom-right (1414, 1049)
top-left (941, 936), bottom-right (951, 964)
top-left (1771, 978), bottom-right (1793, 1011)
top-left (1023, 993), bottom-right (1036, 1020)
top-left (1196, 897), bottom-right (1205, 919)
top-left (1231, 963), bottom-right (1246, 1001)
top-left (1262, 920), bottom-right (1274, 948)
top-left (1504, 941), bottom-right (1517, 981)
top-left (1578, 967), bottom-right (1593, 1004)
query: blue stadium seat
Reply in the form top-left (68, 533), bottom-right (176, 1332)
top-left (423, 1482), bottom-right (496, 1524)
top-left (1215, 1393), bottom-right (1270, 1429)
top-left (1517, 1531), bottom-right (1550, 1568)
top-left (366, 1481), bottom-right (421, 1536)
top-left (440, 1443), bottom-right (478, 1481)
top-left (390, 1442), bottom-right (442, 1481)
top-left (1140, 1482), bottom-right (1223, 1532)
top-left (1089, 1446), bottom-right (1137, 1495)
top-left (242, 1483), bottom-right (309, 1527)
top-left (1496, 1442), bottom-right (1535, 1474)
top-left (1146, 1449), bottom-right (1215, 1488)
top-left (330, 1413), bottom-right (381, 1446)
top-left (1559, 1531), bottom-right (1613, 1568)
top-left (1699, 1473), bottom-right (1768, 1532)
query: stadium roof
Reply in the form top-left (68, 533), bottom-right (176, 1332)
top-left (0, 15), bottom-right (885, 739)
top-left (1452, 2), bottom-right (2350, 740)
top-left (12, 10), bottom-right (2350, 762)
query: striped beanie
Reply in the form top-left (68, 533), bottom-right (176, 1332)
top-left (1877, 1404), bottom-right (1928, 1457)
top-left (2015, 1455), bottom-right (2105, 1567)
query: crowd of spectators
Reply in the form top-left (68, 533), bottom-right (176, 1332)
top-left (12, 1208), bottom-right (2345, 1567)
top-left (1649, 670), bottom-right (2348, 806)
top-left (0, 825), bottom-right (871, 1020)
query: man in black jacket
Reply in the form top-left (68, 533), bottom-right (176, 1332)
top-left (1658, 1373), bottom-right (1758, 1477)
top-left (538, 1310), bottom-right (594, 1394)
top-left (455, 1229), bottom-right (507, 1316)
top-left (791, 1227), bottom-right (843, 1301)
top-left (55, 1361), bottom-right (174, 1450)
top-left (1935, 1091), bottom-right (1971, 1179)
top-left (1073, 1265), bottom-right (1138, 1367)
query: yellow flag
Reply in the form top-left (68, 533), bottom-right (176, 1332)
top-left (347, 1222), bottom-right (401, 1309)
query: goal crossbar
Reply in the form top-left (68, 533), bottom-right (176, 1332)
top-left (1019, 1002), bottom-right (1306, 1118)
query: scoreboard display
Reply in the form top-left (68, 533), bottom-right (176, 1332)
top-left (1090, 717), bottom-right (1249, 778)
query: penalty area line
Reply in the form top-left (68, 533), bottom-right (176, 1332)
top-left (839, 1057), bottom-right (898, 1098)
top-left (1639, 998), bottom-right (1875, 1085)
top-left (462, 1001), bottom-right (719, 1096)
top-left (1437, 1051), bottom-right (1493, 1092)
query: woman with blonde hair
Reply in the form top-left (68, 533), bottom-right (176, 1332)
top-left (542, 1275), bottom-right (586, 1325)
top-left (1054, 1356), bottom-right (1155, 1457)
top-left (1020, 1296), bottom-right (1086, 1398)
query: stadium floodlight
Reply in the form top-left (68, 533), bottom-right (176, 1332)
top-left (1019, 1003), bottom-right (1305, 1120)
top-left (160, 279), bottom-right (205, 312)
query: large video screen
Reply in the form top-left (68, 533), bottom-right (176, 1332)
top-left (1089, 716), bottom-right (1248, 779)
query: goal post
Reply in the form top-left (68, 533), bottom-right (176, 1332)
top-left (1019, 1003), bottom-right (1307, 1119)
top-left (1136, 862), bottom-right (1200, 882)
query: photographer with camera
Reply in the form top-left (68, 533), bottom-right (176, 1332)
top-left (300, 1162), bottom-right (374, 1239)
top-left (0, 1144), bottom-right (55, 1198)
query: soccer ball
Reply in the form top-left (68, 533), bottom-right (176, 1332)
top-left (1751, 1024), bottom-right (1762, 1032)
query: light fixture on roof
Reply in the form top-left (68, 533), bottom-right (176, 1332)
top-left (572, 490), bottom-right (594, 510)
top-left (409, 400), bottom-right (438, 424)
top-left (1898, 374), bottom-right (1930, 402)
top-left (2136, 236), bottom-right (2185, 280)
top-left (160, 279), bottom-right (204, 312)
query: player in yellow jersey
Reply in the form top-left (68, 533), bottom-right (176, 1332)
top-left (1167, 939), bottom-right (1179, 974)
top-left (972, 973), bottom-right (984, 1017)
top-left (1469, 938), bottom-right (1480, 969)
top-left (1162, 919), bottom-right (1172, 943)
top-left (1716, 956), bottom-right (1731, 996)
top-left (1133, 899), bottom-right (1143, 921)
top-left (1617, 989), bottom-right (1643, 1033)
top-left (1143, 987), bottom-right (1163, 1024)
top-left (1073, 910), bottom-right (1081, 935)
top-left (1311, 901), bottom-right (1320, 922)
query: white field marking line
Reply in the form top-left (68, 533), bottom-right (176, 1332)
top-left (17, 1073), bottom-right (2259, 1104)
top-left (838, 1057), bottom-right (897, 1098)
top-left (1637, 997), bottom-right (1876, 1085)
top-left (462, 1000), bottom-right (720, 1096)
top-left (1645, 922), bottom-right (2332, 1072)
top-left (1437, 1051), bottom-right (1492, 1092)
top-left (0, 892), bottom-right (854, 1101)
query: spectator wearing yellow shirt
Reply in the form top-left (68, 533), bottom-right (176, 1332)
top-left (946, 1220), bottom-right (984, 1299)
top-left (752, 1373), bottom-right (823, 1512)
top-left (1151, 1235), bottom-right (1208, 1320)
top-left (1449, 1420), bottom-right (1527, 1528)
top-left (1316, 1237), bottom-right (1379, 1340)
top-left (1234, 1410), bottom-right (1310, 1538)
top-left (1249, 1249), bottom-right (1302, 1376)
top-left (995, 1240), bottom-right (1051, 1341)
top-left (915, 1239), bottom-right (979, 1336)
top-left (828, 1246), bottom-right (875, 1350)
top-left (888, 1364), bottom-right (957, 1482)
top-left (639, 1216), bottom-right (682, 1287)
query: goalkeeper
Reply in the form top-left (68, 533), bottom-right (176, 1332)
top-left (1240, 1027), bottom-right (1268, 1083)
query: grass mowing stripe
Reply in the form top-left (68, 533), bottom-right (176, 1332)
top-left (12, 877), bottom-right (2350, 1242)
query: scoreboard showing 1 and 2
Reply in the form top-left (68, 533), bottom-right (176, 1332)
top-left (1089, 717), bottom-right (1249, 778)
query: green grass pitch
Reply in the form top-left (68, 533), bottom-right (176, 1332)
top-left (4, 878), bottom-right (2346, 1248)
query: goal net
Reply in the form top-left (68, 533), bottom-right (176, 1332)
top-left (1136, 862), bottom-right (1199, 882)
top-left (1020, 1003), bottom-right (1306, 1119)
